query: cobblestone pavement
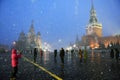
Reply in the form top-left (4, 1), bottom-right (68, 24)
top-left (0, 50), bottom-right (120, 80)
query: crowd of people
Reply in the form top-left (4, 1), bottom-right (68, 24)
top-left (53, 47), bottom-right (89, 64)
top-left (10, 45), bottom-right (120, 80)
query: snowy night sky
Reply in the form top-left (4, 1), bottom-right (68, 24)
top-left (0, 0), bottom-right (120, 49)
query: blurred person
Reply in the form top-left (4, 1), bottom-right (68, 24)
top-left (54, 49), bottom-right (57, 63)
top-left (71, 49), bottom-right (74, 56)
top-left (34, 48), bottom-right (38, 63)
top-left (60, 48), bottom-right (65, 64)
top-left (84, 47), bottom-right (88, 63)
top-left (110, 48), bottom-right (114, 59)
top-left (115, 48), bottom-right (119, 62)
top-left (40, 49), bottom-right (43, 58)
top-left (10, 49), bottom-right (22, 79)
top-left (78, 49), bottom-right (83, 62)
top-left (54, 49), bottom-right (57, 58)
top-left (66, 50), bottom-right (69, 54)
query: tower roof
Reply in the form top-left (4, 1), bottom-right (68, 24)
top-left (37, 32), bottom-right (41, 35)
top-left (89, 0), bottom-right (98, 23)
top-left (29, 20), bottom-right (35, 33)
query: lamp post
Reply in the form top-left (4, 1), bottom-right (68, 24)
top-left (12, 41), bottom-right (16, 49)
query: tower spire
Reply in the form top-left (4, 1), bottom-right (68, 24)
top-left (32, 20), bottom-right (34, 25)
top-left (29, 20), bottom-right (35, 32)
top-left (86, 0), bottom-right (102, 37)
top-left (91, 0), bottom-right (94, 10)
top-left (89, 0), bottom-right (98, 23)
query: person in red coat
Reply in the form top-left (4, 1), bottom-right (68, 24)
top-left (11, 49), bottom-right (22, 78)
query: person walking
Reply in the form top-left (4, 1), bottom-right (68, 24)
top-left (84, 47), bottom-right (88, 63)
top-left (40, 49), bottom-right (43, 58)
top-left (60, 48), bottom-right (65, 64)
top-left (110, 48), bottom-right (114, 59)
top-left (115, 48), bottom-right (119, 62)
top-left (34, 48), bottom-right (38, 63)
top-left (71, 49), bottom-right (74, 56)
top-left (10, 49), bottom-right (22, 79)
top-left (78, 49), bottom-right (83, 62)
top-left (54, 49), bottom-right (57, 63)
top-left (54, 49), bottom-right (57, 58)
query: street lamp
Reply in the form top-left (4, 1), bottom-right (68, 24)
top-left (12, 41), bottom-right (17, 49)
top-left (73, 44), bottom-right (76, 48)
top-left (13, 41), bottom-right (16, 45)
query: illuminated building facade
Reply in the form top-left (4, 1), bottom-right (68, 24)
top-left (80, 1), bottom-right (120, 49)
top-left (86, 2), bottom-right (102, 37)
top-left (27, 21), bottom-right (42, 49)
top-left (17, 21), bottom-right (42, 50)
top-left (81, 2), bottom-right (102, 49)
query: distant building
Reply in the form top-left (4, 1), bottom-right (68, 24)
top-left (86, 2), bottom-right (102, 37)
top-left (17, 21), bottom-right (42, 50)
top-left (76, 1), bottom-right (120, 49)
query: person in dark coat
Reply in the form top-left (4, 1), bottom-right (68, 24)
top-left (60, 48), bottom-right (65, 64)
top-left (84, 47), bottom-right (88, 63)
top-left (40, 49), bottom-right (43, 58)
top-left (115, 48), bottom-right (119, 62)
top-left (110, 49), bottom-right (114, 59)
top-left (54, 49), bottom-right (57, 58)
top-left (71, 49), bottom-right (74, 56)
top-left (54, 49), bottom-right (57, 63)
top-left (78, 49), bottom-right (83, 62)
top-left (34, 48), bottom-right (37, 63)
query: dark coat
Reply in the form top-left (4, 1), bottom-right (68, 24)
top-left (115, 49), bottom-right (119, 59)
top-left (110, 49), bottom-right (114, 59)
top-left (60, 49), bottom-right (65, 57)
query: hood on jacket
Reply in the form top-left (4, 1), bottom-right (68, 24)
top-left (12, 49), bottom-right (17, 54)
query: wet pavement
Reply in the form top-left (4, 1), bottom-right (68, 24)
top-left (0, 50), bottom-right (120, 80)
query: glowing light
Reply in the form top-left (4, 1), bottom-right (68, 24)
top-left (43, 42), bottom-right (52, 52)
top-left (58, 39), bottom-right (62, 42)
top-left (73, 44), bottom-right (76, 48)
top-left (13, 41), bottom-right (16, 45)
top-left (67, 46), bottom-right (72, 51)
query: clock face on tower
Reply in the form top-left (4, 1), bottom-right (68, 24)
top-left (88, 26), bottom-right (93, 35)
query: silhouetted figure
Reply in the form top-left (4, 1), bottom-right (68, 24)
top-left (54, 49), bottom-right (57, 58)
top-left (60, 48), bottom-right (65, 64)
top-left (66, 50), bottom-right (68, 54)
top-left (31, 50), bottom-right (32, 54)
top-left (10, 49), bottom-right (22, 79)
top-left (71, 49), bottom-right (74, 55)
top-left (34, 48), bottom-right (37, 63)
top-left (40, 49), bottom-right (43, 58)
top-left (54, 49), bottom-right (57, 63)
top-left (84, 47), bottom-right (88, 63)
top-left (110, 49), bottom-right (114, 59)
top-left (115, 48), bottom-right (119, 62)
top-left (78, 49), bottom-right (83, 62)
